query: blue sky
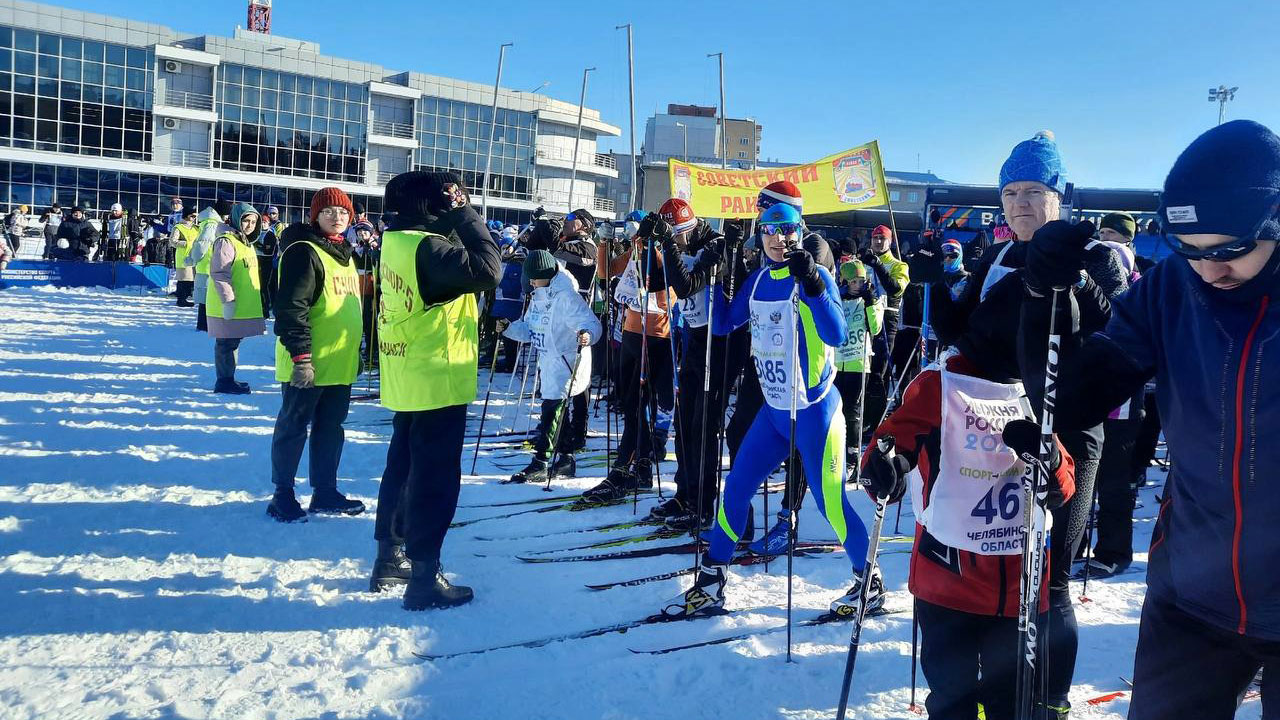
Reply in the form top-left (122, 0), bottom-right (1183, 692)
top-left (51, 0), bottom-right (1280, 188)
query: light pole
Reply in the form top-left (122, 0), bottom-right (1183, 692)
top-left (616, 23), bottom-right (638, 214)
top-left (707, 52), bottom-right (727, 170)
top-left (675, 121), bottom-right (688, 162)
top-left (480, 42), bottom-right (512, 221)
top-left (527, 81), bottom-right (550, 94)
top-left (568, 66), bottom-right (595, 213)
top-left (1208, 85), bottom-right (1238, 126)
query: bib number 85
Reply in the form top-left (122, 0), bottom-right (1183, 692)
top-left (972, 481), bottom-right (1020, 525)
top-left (755, 358), bottom-right (788, 385)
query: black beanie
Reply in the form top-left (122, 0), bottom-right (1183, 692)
top-left (1099, 212), bottom-right (1136, 240)
top-left (1160, 119), bottom-right (1280, 240)
top-left (523, 249), bottom-right (558, 282)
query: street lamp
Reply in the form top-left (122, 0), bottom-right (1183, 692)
top-left (1208, 85), bottom-right (1239, 126)
top-left (674, 121), bottom-right (688, 162)
top-left (527, 81), bottom-right (550, 94)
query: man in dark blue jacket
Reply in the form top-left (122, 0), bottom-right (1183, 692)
top-left (1032, 119), bottom-right (1280, 720)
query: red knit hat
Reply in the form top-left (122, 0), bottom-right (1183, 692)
top-left (659, 198), bottom-right (697, 234)
top-left (757, 181), bottom-right (803, 210)
top-left (309, 187), bottom-right (354, 224)
top-left (872, 224), bottom-right (892, 238)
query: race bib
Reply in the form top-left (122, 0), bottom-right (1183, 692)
top-left (835, 298), bottom-right (869, 364)
top-left (526, 291), bottom-right (553, 353)
top-left (614, 257), bottom-right (662, 315)
top-left (679, 252), bottom-right (710, 328)
top-left (919, 368), bottom-right (1038, 555)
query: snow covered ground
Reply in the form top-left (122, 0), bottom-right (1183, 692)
top-left (0, 285), bottom-right (1255, 720)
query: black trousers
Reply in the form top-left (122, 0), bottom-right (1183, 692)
top-left (1130, 594), bottom-right (1279, 720)
top-left (373, 404), bottom-right (466, 560)
top-left (864, 331), bottom-right (895, 439)
top-left (916, 599), bottom-right (1050, 720)
top-left (615, 331), bottom-right (674, 469)
top-left (196, 302), bottom-right (207, 332)
top-left (257, 259), bottom-right (276, 319)
top-left (531, 391), bottom-right (588, 461)
top-left (673, 327), bottom-right (747, 515)
top-left (834, 370), bottom-right (868, 450)
top-left (1094, 413), bottom-right (1143, 566)
top-left (269, 383), bottom-right (351, 491)
top-left (176, 280), bottom-right (194, 304)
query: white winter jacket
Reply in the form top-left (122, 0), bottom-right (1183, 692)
top-left (504, 268), bottom-right (600, 400)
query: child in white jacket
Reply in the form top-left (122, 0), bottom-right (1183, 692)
top-left (503, 250), bottom-right (600, 484)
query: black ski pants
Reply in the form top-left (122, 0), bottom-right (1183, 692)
top-left (615, 331), bottom-right (673, 471)
top-left (269, 383), bottom-right (351, 492)
top-left (1093, 413), bottom-right (1143, 567)
top-left (175, 280), bottom-right (194, 305)
top-left (673, 327), bottom-right (747, 516)
top-left (916, 599), bottom-right (1050, 720)
top-left (373, 404), bottom-right (466, 561)
top-left (257, 258), bottom-right (276, 319)
top-left (531, 391), bottom-right (587, 461)
top-left (1130, 594), bottom-right (1279, 720)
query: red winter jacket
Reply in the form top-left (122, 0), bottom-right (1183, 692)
top-left (866, 352), bottom-right (1076, 617)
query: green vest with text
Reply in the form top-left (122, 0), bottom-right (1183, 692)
top-left (173, 223), bottom-right (198, 269)
top-left (204, 233), bottom-right (263, 319)
top-left (378, 230), bottom-right (479, 412)
top-left (274, 241), bottom-right (363, 386)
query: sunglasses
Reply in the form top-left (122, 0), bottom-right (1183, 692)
top-left (760, 222), bottom-right (801, 237)
top-left (1163, 205), bottom-right (1276, 262)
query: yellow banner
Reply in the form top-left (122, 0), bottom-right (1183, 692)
top-left (667, 141), bottom-right (889, 219)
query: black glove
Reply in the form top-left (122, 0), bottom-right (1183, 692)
top-left (1002, 419), bottom-right (1067, 508)
top-left (858, 281), bottom-right (877, 304)
top-left (863, 437), bottom-right (910, 502)
top-left (693, 241), bottom-right (723, 274)
top-left (723, 220), bottom-right (745, 249)
top-left (1024, 220), bottom-right (1095, 293)
top-left (785, 249), bottom-right (824, 296)
top-left (636, 214), bottom-right (672, 242)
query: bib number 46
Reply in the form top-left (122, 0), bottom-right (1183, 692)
top-left (972, 481), bottom-right (1020, 525)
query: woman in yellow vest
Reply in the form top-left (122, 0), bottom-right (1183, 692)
top-left (207, 202), bottom-right (265, 394)
top-left (170, 206), bottom-right (199, 307)
top-left (368, 171), bottom-right (502, 609)
top-left (267, 188), bottom-right (365, 523)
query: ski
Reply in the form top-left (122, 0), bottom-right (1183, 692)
top-left (474, 518), bottom-right (662, 542)
top-left (457, 493), bottom-right (582, 510)
top-left (629, 606), bottom-right (906, 655)
top-left (522, 528), bottom-right (687, 556)
top-left (414, 606), bottom-right (767, 661)
top-left (515, 541), bottom-right (842, 564)
top-left (449, 502), bottom-right (567, 528)
top-left (585, 550), bottom-right (789, 590)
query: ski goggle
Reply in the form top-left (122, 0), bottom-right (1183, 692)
top-left (760, 222), bottom-right (801, 237)
top-left (1162, 204), bottom-right (1277, 262)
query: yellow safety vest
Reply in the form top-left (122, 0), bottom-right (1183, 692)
top-left (173, 223), bottom-right (199, 269)
top-left (274, 241), bottom-right (363, 386)
top-left (377, 230), bottom-right (479, 412)
top-left (205, 232), bottom-right (263, 319)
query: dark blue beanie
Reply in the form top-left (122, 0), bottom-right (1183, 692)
top-left (999, 130), bottom-right (1067, 194)
top-left (1159, 119), bottom-right (1280, 240)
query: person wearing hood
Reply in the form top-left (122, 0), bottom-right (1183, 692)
top-left (1038, 120), bottom-right (1280, 719)
top-left (502, 250), bottom-right (600, 484)
top-left (187, 202), bottom-right (234, 333)
top-left (368, 171), bottom-right (501, 610)
top-left (206, 202), bottom-right (266, 394)
top-left (267, 188), bottom-right (366, 523)
top-left (53, 205), bottom-right (98, 261)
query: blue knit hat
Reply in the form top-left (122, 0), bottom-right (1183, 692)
top-left (1159, 119), bottom-right (1280, 240)
top-left (999, 130), bottom-right (1067, 194)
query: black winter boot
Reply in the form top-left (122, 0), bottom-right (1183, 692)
top-left (581, 466), bottom-right (639, 503)
top-left (549, 453), bottom-right (576, 479)
top-left (309, 488), bottom-right (365, 515)
top-left (402, 559), bottom-right (474, 611)
top-left (369, 541), bottom-right (412, 592)
top-left (266, 489), bottom-right (308, 523)
top-left (503, 458), bottom-right (547, 485)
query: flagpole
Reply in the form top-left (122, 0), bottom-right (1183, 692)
top-left (568, 67), bottom-right (596, 213)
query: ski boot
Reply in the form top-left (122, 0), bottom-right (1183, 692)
top-left (748, 511), bottom-right (793, 556)
top-left (660, 559), bottom-right (728, 618)
top-left (634, 459), bottom-right (655, 490)
top-left (369, 541), bottom-right (412, 592)
top-left (266, 489), bottom-right (308, 523)
top-left (580, 466), bottom-right (639, 503)
top-left (1078, 557), bottom-right (1131, 579)
top-left (402, 559), bottom-right (474, 611)
top-left (213, 378), bottom-right (250, 395)
top-left (309, 488), bottom-right (366, 515)
top-left (830, 565), bottom-right (886, 619)
top-left (549, 453), bottom-right (576, 479)
top-left (644, 497), bottom-right (687, 522)
top-left (504, 458), bottom-right (548, 485)
top-left (664, 509), bottom-right (712, 533)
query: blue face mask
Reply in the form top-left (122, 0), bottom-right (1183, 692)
top-left (943, 255), bottom-right (963, 273)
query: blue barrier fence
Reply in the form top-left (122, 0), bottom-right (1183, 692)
top-left (0, 261), bottom-right (171, 290)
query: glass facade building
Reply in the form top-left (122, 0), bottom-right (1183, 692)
top-left (414, 97), bottom-right (535, 202)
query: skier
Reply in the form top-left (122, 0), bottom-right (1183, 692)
top-left (170, 206), bottom-right (199, 307)
top-left (1040, 120), bottom-right (1280, 720)
top-left (832, 257), bottom-right (883, 466)
top-left (39, 203), bottom-right (61, 260)
top-left (664, 201), bottom-right (875, 618)
top-left (502, 249), bottom-right (599, 484)
top-left (860, 224), bottom-right (910, 442)
top-left (586, 207), bottom-right (678, 502)
top-left (206, 203), bottom-right (266, 394)
top-left (367, 171), bottom-right (501, 609)
top-left (254, 206), bottom-right (279, 319)
top-left (267, 187), bottom-right (366, 523)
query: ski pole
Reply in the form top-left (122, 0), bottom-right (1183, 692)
top-left (470, 349), bottom-right (502, 475)
top-left (785, 284), bottom-right (801, 664)
top-left (544, 345), bottom-right (587, 492)
top-left (1012, 287), bottom-right (1063, 720)
top-left (834, 436), bottom-right (895, 720)
top-left (694, 247), bottom-right (719, 560)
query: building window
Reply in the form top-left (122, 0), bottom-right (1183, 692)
top-left (0, 26), bottom-right (154, 160)
top-left (908, 191), bottom-right (920, 203)
top-left (413, 98), bottom-right (536, 201)
top-left (890, 191), bottom-right (901, 202)
top-left (214, 63), bottom-right (367, 183)
top-left (738, 151), bottom-right (746, 158)
top-left (739, 137), bottom-right (748, 145)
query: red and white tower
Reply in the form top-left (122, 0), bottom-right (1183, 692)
top-left (247, 0), bottom-right (272, 34)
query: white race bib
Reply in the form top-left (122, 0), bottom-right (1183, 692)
top-left (526, 290), bottom-right (553, 353)
top-left (746, 271), bottom-right (833, 412)
top-left (835, 298), bottom-right (870, 365)
top-left (613, 256), bottom-right (662, 315)
top-left (679, 252), bottom-right (710, 328)
top-left (917, 368), bottom-right (1040, 555)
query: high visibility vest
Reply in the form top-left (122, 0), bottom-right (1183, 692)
top-left (204, 233), bottom-right (263, 319)
top-left (173, 223), bottom-right (199, 269)
top-left (274, 241), bottom-right (363, 386)
top-left (195, 217), bottom-right (219, 275)
top-left (377, 230), bottom-right (479, 412)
